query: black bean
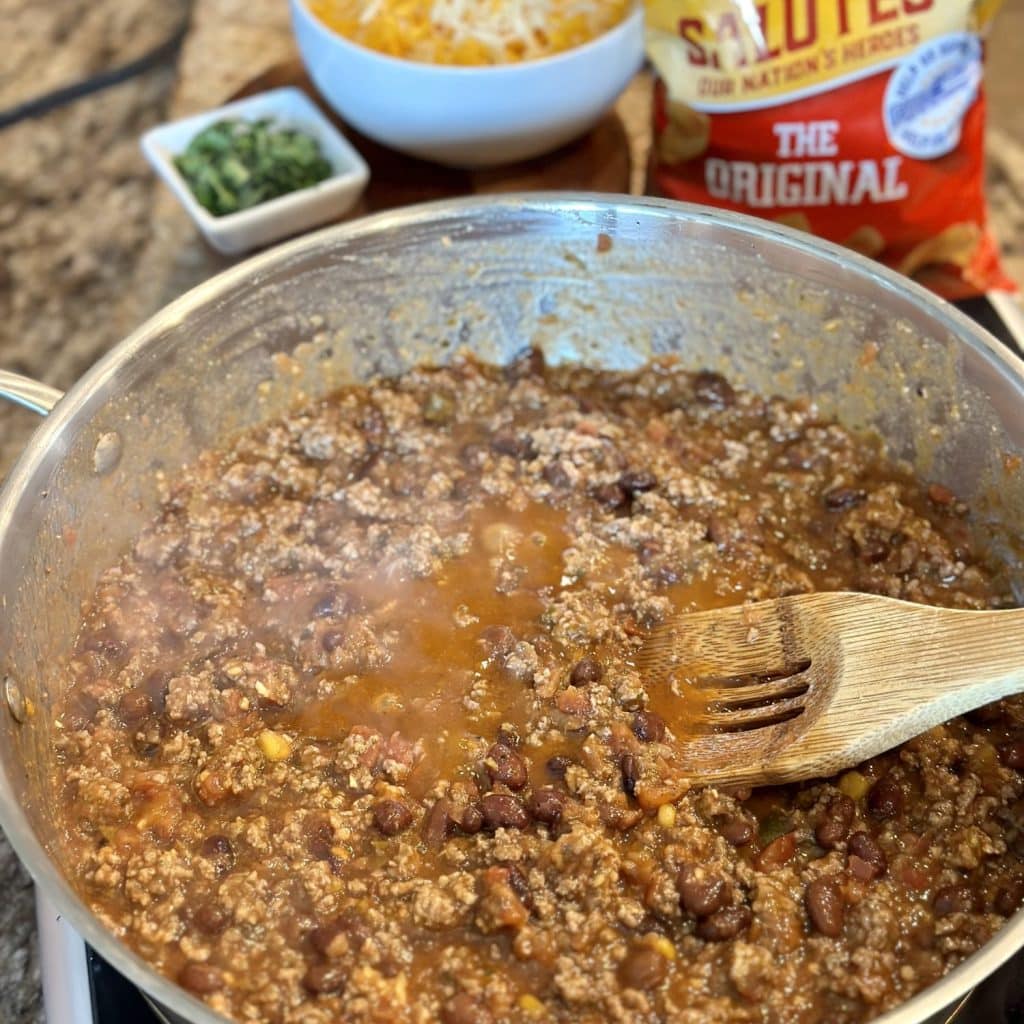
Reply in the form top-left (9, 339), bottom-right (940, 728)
top-left (527, 787), bottom-right (566, 827)
top-left (191, 902), bottom-right (229, 935)
top-left (352, 449), bottom-right (381, 481)
top-left (459, 804), bottom-right (484, 835)
top-left (933, 885), bottom-right (976, 916)
top-left (485, 743), bottom-right (528, 791)
top-left (867, 773), bottom-right (904, 820)
top-left (995, 879), bottom-right (1024, 917)
top-left (311, 909), bottom-right (371, 958)
top-left (692, 370), bottom-right (736, 409)
top-left (118, 689), bottom-right (153, 728)
top-left (546, 755), bottom-right (574, 780)
top-left (705, 514), bottom-right (731, 547)
top-left (632, 710), bottom-right (666, 743)
top-left (696, 905), bottom-right (752, 941)
top-left (620, 753), bottom-right (641, 798)
top-left (307, 821), bottom-right (335, 861)
top-left (131, 728), bottom-right (163, 759)
top-left (824, 487), bottom-right (867, 510)
top-left (478, 624), bottom-right (515, 657)
top-left (908, 917), bottom-right (935, 950)
top-left (847, 831), bottom-right (887, 879)
top-left (141, 671), bottom-right (170, 715)
top-left (302, 961), bottom-right (347, 995)
top-left (593, 483), bottom-right (629, 510)
top-left (423, 798), bottom-right (454, 848)
top-left (321, 629), bottom-right (345, 653)
top-left (199, 834), bottom-right (234, 876)
top-left (441, 993), bottom-right (493, 1024)
top-left (967, 702), bottom-right (1003, 726)
top-left (312, 590), bottom-right (350, 619)
top-left (678, 865), bottom-right (728, 917)
top-left (602, 798), bottom-right (644, 831)
top-left (619, 470), bottom-right (658, 495)
top-left (373, 799), bottom-right (413, 836)
top-left (855, 537), bottom-right (891, 564)
top-left (1000, 741), bottom-right (1024, 771)
top-left (815, 794), bottom-right (855, 849)
top-left (495, 725), bottom-right (522, 749)
top-left (491, 433), bottom-right (533, 460)
top-left (719, 815), bottom-right (755, 847)
top-left (805, 877), bottom-right (845, 937)
top-left (570, 657), bottom-right (604, 686)
top-left (618, 946), bottom-right (667, 990)
top-left (481, 793), bottom-right (530, 830)
top-left (450, 475), bottom-right (475, 501)
top-left (543, 462), bottom-right (571, 489)
top-left (178, 962), bottom-right (223, 994)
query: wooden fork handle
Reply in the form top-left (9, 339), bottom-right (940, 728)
top-left (768, 599), bottom-right (1024, 782)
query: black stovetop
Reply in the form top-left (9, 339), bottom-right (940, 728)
top-left (84, 293), bottom-right (1024, 1024)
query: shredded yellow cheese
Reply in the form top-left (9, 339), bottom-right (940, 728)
top-left (309, 0), bottom-right (631, 65)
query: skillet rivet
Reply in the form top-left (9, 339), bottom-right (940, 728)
top-left (4, 676), bottom-right (25, 723)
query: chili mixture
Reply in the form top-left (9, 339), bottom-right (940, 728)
top-left (55, 353), bottom-right (1024, 1024)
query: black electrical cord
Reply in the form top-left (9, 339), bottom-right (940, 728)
top-left (0, 12), bottom-right (190, 131)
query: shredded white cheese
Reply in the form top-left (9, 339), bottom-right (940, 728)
top-left (359, 0), bottom-right (385, 23)
top-left (313, 0), bottom-right (628, 65)
top-left (428, 0), bottom-right (607, 58)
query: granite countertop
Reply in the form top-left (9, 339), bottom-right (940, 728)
top-left (1, 4), bottom-right (1023, 1021)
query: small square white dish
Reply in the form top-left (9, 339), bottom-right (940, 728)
top-left (141, 87), bottom-right (370, 255)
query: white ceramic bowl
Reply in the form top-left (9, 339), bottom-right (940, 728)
top-left (141, 87), bottom-right (370, 255)
top-left (289, 0), bottom-right (645, 168)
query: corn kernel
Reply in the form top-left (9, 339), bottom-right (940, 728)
top-left (643, 933), bottom-right (677, 961)
top-left (519, 994), bottom-right (545, 1015)
top-left (838, 770), bottom-right (869, 800)
top-left (259, 729), bottom-right (292, 762)
top-left (657, 804), bottom-right (676, 829)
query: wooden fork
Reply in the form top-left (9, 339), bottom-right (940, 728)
top-left (638, 592), bottom-right (1024, 788)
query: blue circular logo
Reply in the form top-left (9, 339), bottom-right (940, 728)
top-left (883, 32), bottom-right (982, 160)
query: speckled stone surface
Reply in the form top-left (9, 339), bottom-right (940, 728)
top-left (0, 3), bottom-right (1022, 1022)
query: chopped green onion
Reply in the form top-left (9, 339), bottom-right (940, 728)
top-left (173, 118), bottom-right (333, 217)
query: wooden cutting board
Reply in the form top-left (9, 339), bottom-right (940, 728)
top-left (232, 60), bottom-right (633, 217)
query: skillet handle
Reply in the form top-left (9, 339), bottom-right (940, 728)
top-left (0, 371), bottom-right (64, 416)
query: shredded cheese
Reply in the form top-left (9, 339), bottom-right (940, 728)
top-left (309, 0), bottom-right (631, 65)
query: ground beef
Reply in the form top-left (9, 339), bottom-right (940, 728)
top-left (54, 353), bottom-right (1023, 1024)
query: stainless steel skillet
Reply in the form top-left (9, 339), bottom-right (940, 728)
top-left (0, 195), bottom-right (1022, 1024)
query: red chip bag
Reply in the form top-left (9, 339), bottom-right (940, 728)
top-left (645, 0), bottom-right (1013, 298)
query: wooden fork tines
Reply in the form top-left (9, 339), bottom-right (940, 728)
top-left (639, 592), bottom-right (1024, 788)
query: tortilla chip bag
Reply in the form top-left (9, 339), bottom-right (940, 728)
top-left (646, 0), bottom-right (1013, 298)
